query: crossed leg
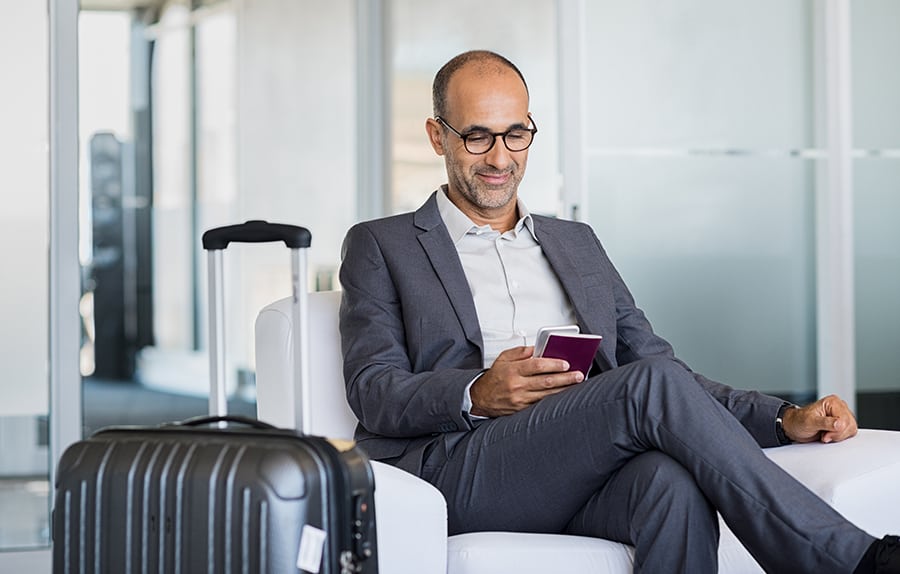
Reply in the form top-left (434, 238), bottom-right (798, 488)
top-left (423, 357), bottom-right (873, 573)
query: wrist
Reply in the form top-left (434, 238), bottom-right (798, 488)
top-left (465, 371), bottom-right (490, 419)
top-left (775, 402), bottom-right (799, 445)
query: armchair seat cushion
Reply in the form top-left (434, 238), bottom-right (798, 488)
top-left (448, 532), bottom-right (634, 573)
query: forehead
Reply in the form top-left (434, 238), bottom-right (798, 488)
top-left (444, 62), bottom-right (529, 129)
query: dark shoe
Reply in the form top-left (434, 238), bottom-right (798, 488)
top-left (858, 535), bottom-right (900, 573)
top-left (875, 536), bottom-right (900, 573)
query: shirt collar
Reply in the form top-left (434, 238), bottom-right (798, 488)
top-left (435, 184), bottom-right (537, 244)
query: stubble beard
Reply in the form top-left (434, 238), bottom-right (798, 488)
top-left (450, 162), bottom-right (522, 212)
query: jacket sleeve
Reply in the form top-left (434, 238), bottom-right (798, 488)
top-left (338, 222), bottom-right (480, 438)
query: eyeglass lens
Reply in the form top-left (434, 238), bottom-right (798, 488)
top-left (464, 129), bottom-right (534, 154)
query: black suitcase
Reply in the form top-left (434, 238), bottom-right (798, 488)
top-left (53, 221), bottom-right (378, 574)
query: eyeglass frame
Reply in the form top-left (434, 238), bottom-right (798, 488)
top-left (434, 115), bottom-right (538, 155)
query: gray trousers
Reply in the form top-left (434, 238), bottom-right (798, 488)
top-left (422, 357), bottom-right (874, 573)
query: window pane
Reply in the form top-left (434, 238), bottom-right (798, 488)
top-left (584, 0), bottom-right (813, 149)
top-left (852, 0), bottom-right (900, 149)
top-left (588, 158), bottom-right (816, 397)
top-left (855, 161), bottom-right (900, 395)
top-left (80, 1), bottom-right (358, 434)
top-left (582, 1), bottom-right (817, 401)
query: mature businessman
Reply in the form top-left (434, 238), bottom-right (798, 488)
top-left (338, 50), bottom-right (899, 572)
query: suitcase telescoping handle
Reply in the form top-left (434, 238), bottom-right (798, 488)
top-left (202, 220), bottom-right (313, 433)
top-left (201, 220), bottom-right (311, 250)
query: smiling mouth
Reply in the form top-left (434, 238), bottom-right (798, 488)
top-left (477, 171), bottom-right (511, 186)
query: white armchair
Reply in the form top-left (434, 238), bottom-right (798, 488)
top-left (255, 291), bottom-right (900, 573)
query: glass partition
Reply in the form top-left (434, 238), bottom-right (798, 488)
top-left (852, 0), bottom-right (900, 428)
top-left (78, 0), bottom-right (358, 434)
top-left (588, 158), bottom-right (816, 395)
top-left (581, 0), bottom-right (818, 400)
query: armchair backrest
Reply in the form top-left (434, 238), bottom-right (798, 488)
top-left (254, 290), bottom-right (359, 439)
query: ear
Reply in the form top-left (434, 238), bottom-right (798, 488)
top-left (425, 118), bottom-right (445, 156)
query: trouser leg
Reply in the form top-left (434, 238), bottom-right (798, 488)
top-left (425, 357), bottom-right (873, 573)
top-left (564, 450), bottom-right (719, 574)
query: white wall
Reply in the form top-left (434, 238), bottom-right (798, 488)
top-left (233, 0), bottom-right (356, 364)
top-left (0, 1), bottom-right (50, 417)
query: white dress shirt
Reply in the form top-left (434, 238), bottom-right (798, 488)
top-left (435, 187), bottom-right (578, 415)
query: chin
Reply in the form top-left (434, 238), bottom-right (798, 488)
top-left (472, 186), bottom-right (516, 209)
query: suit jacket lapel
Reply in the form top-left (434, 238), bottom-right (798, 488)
top-left (536, 221), bottom-right (615, 371)
top-left (536, 227), bottom-right (587, 315)
top-left (414, 193), bottom-right (485, 355)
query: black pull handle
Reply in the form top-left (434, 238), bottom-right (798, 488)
top-left (171, 415), bottom-right (279, 430)
top-left (202, 220), bottom-right (311, 250)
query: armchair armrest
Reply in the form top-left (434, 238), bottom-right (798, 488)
top-left (765, 429), bottom-right (900, 537)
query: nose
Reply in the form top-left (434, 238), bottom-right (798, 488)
top-left (482, 134), bottom-right (514, 169)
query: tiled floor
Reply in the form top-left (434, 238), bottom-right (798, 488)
top-left (0, 478), bottom-right (50, 550)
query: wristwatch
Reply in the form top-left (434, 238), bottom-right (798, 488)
top-left (775, 402), bottom-right (797, 445)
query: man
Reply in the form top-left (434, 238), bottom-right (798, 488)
top-left (338, 50), bottom-right (899, 572)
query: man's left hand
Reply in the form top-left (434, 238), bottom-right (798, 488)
top-left (782, 394), bottom-right (859, 444)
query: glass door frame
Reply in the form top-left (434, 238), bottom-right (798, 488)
top-left (50, 0), bottom-right (82, 474)
top-left (49, 0), bottom-right (83, 481)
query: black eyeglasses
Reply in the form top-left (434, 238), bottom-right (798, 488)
top-left (435, 115), bottom-right (538, 155)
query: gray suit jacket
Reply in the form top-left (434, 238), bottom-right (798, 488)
top-left (338, 191), bottom-right (784, 475)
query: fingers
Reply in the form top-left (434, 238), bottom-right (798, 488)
top-left (787, 395), bottom-right (859, 444)
top-left (492, 346), bottom-right (580, 382)
top-left (816, 395), bottom-right (858, 443)
top-left (495, 345), bottom-right (536, 362)
top-left (531, 356), bottom-right (579, 377)
top-left (525, 370), bottom-right (584, 396)
top-left (472, 350), bottom-right (585, 417)
top-left (813, 416), bottom-right (845, 443)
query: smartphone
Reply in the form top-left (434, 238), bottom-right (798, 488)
top-left (533, 324), bottom-right (580, 357)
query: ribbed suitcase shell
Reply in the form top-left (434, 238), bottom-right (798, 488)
top-left (52, 423), bottom-right (377, 574)
top-left (54, 222), bottom-right (376, 573)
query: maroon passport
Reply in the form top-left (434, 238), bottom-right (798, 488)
top-left (540, 333), bottom-right (603, 378)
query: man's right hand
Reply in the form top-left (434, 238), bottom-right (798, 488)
top-left (469, 346), bottom-right (585, 418)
